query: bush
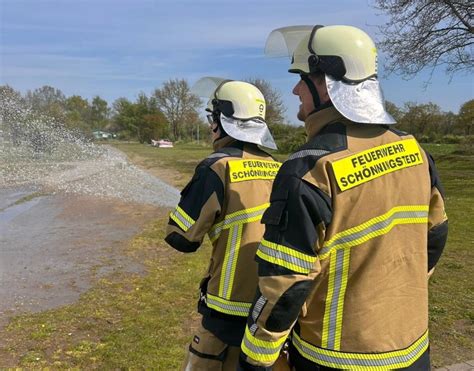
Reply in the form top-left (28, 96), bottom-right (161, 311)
top-left (276, 127), bottom-right (306, 154)
top-left (456, 136), bottom-right (474, 155)
top-left (441, 135), bottom-right (463, 144)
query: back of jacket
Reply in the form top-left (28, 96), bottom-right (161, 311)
top-left (166, 140), bottom-right (280, 344)
top-left (241, 107), bottom-right (448, 369)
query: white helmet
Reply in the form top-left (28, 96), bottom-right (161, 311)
top-left (265, 25), bottom-right (395, 124)
top-left (192, 77), bottom-right (277, 149)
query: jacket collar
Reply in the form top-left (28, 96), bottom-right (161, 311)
top-left (304, 106), bottom-right (345, 140)
top-left (213, 135), bottom-right (237, 151)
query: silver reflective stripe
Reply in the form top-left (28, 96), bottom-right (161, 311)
top-left (223, 207), bottom-right (266, 226)
top-left (242, 336), bottom-right (283, 356)
top-left (206, 294), bottom-right (251, 316)
top-left (249, 323), bottom-right (258, 336)
top-left (207, 153), bottom-right (229, 160)
top-left (208, 204), bottom-right (267, 241)
top-left (293, 331), bottom-right (429, 368)
top-left (252, 295), bottom-right (267, 321)
top-left (170, 208), bottom-right (194, 231)
top-left (288, 149), bottom-right (330, 160)
top-left (320, 210), bottom-right (429, 256)
top-left (221, 224), bottom-right (242, 298)
top-left (209, 225), bottom-right (222, 240)
top-left (258, 243), bottom-right (314, 273)
top-left (326, 249), bottom-right (347, 349)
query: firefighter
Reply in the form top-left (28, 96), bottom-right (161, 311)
top-left (165, 78), bottom-right (280, 370)
top-left (239, 25), bottom-right (448, 370)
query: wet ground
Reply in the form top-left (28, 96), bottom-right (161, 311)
top-left (0, 186), bottom-right (168, 328)
top-left (0, 143), bottom-right (181, 329)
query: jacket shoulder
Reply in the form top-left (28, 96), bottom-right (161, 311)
top-left (280, 122), bottom-right (348, 179)
top-left (198, 145), bottom-right (244, 169)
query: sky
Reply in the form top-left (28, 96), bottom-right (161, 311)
top-left (1, 0), bottom-right (473, 125)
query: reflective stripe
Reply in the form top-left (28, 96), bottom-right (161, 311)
top-left (321, 248), bottom-right (350, 349)
top-left (320, 205), bottom-right (429, 259)
top-left (241, 326), bottom-right (288, 363)
top-left (252, 295), bottom-right (267, 322)
top-left (209, 203), bottom-right (269, 308)
top-left (256, 239), bottom-right (317, 274)
top-left (320, 205), bottom-right (429, 352)
top-left (288, 149), bottom-right (330, 160)
top-left (206, 293), bottom-right (252, 317)
top-left (293, 330), bottom-right (429, 370)
top-left (169, 206), bottom-right (195, 232)
top-left (219, 224), bottom-right (243, 299)
top-left (208, 203), bottom-right (269, 242)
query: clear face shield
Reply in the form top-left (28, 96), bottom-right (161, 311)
top-left (191, 77), bottom-right (278, 150)
top-left (265, 26), bottom-right (396, 124)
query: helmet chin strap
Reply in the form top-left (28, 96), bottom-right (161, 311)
top-left (212, 112), bottom-right (228, 140)
top-left (301, 74), bottom-right (321, 110)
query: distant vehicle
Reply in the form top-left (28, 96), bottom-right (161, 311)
top-left (151, 139), bottom-right (174, 148)
top-left (92, 130), bottom-right (116, 140)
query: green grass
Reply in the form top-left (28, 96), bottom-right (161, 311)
top-left (113, 142), bottom-right (213, 187)
top-left (0, 141), bottom-right (472, 368)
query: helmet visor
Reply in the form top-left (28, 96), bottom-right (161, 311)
top-left (265, 25), bottom-right (313, 58)
top-left (191, 77), bottom-right (231, 99)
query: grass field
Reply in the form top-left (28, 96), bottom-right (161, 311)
top-left (1, 141), bottom-right (472, 368)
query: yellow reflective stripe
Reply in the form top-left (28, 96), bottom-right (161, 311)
top-left (206, 293), bottom-right (251, 317)
top-left (320, 205), bottom-right (429, 259)
top-left (334, 249), bottom-right (350, 349)
top-left (219, 224), bottom-right (243, 299)
top-left (226, 203), bottom-right (270, 220)
top-left (293, 330), bottom-right (429, 369)
top-left (169, 206), bottom-right (196, 232)
top-left (241, 326), bottom-right (288, 363)
top-left (256, 239), bottom-right (317, 274)
top-left (321, 205), bottom-right (428, 351)
top-left (322, 248), bottom-right (351, 350)
top-left (227, 224), bottom-right (243, 298)
top-left (321, 251), bottom-right (337, 348)
top-left (208, 203), bottom-right (269, 241)
top-left (208, 220), bottom-right (224, 242)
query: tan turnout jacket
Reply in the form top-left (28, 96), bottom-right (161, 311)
top-left (166, 138), bottom-right (281, 345)
top-left (241, 106), bottom-right (448, 370)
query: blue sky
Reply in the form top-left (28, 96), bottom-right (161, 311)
top-left (1, 0), bottom-right (473, 125)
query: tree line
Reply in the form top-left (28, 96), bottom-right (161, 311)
top-left (0, 82), bottom-right (472, 153)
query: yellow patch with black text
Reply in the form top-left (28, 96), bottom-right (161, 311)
top-left (332, 139), bottom-right (423, 191)
top-left (228, 159), bottom-right (281, 183)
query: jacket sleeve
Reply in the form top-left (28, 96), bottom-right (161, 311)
top-left (426, 152), bottom-right (448, 272)
top-left (239, 174), bottom-right (332, 369)
top-left (165, 163), bottom-right (224, 253)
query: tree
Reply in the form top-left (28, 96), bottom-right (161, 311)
top-left (374, 0), bottom-right (473, 79)
top-left (90, 96), bottom-right (110, 130)
top-left (65, 95), bottom-right (90, 131)
top-left (457, 99), bottom-right (474, 135)
top-left (396, 102), bottom-right (444, 140)
top-left (153, 79), bottom-right (201, 141)
top-left (112, 94), bottom-right (168, 143)
top-left (25, 85), bottom-right (66, 120)
top-left (385, 101), bottom-right (404, 123)
top-left (245, 78), bottom-right (286, 126)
